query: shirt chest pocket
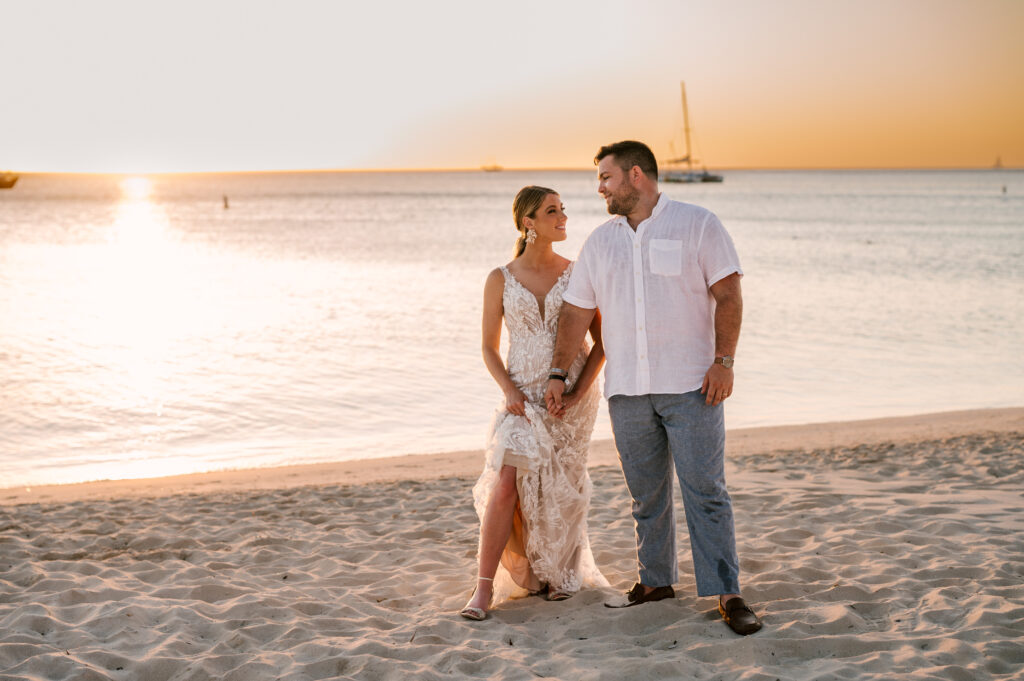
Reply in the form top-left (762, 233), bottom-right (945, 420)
top-left (649, 239), bottom-right (683, 276)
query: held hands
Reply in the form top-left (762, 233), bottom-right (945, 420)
top-left (508, 380), bottom-right (581, 419)
top-left (544, 379), bottom-right (565, 417)
top-left (701, 362), bottom-right (734, 406)
top-left (504, 386), bottom-right (528, 416)
top-left (560, 389), bottom-right (582, 414)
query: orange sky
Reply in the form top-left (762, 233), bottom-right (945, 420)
top-left (3, 0), bottom-right (1022, 173)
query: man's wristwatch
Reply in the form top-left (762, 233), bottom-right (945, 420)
top-left (714, 356), bottom-right (735, 369)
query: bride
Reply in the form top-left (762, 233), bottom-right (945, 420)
top-left (460, 186), bottom-right (607, 621)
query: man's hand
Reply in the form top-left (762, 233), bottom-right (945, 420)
top-left (701, 363), bottom-right (734, 406)
top-left (544, 379), bottom-right (566, 416)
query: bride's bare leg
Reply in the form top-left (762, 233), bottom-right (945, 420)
top-left (464, 465), bottom-right (518, 613)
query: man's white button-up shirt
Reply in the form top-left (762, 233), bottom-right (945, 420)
top-left (562, 194), bottom-right (742, 398)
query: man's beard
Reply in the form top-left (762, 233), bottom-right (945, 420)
top-left (606, 183), bottom-right (640, 216)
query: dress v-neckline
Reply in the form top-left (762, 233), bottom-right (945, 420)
top-left (502, 264), bottom-right (572, 323)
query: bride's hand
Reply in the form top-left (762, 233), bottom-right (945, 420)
top-left (504, 386), bottom-right (528, 416)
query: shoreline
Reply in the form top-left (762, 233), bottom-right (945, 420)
top-left (4, 406), bottom-right (1021, 507)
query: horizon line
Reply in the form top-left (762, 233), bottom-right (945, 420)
top-left (9, 164), bottom-right (1022, 176)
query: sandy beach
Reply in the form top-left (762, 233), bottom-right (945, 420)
top-left (2, 407), bottom-right (1022, 680)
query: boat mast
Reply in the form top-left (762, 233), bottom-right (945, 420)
top-left (681, 81), bottom-right (693, 172)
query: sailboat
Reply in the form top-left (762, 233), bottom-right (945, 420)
top-left (0, 172), bottom-right (18, 189)
top-left (661, 82), bottom-right (723, 183)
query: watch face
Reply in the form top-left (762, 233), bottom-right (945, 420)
top-left (719, 356), bottom-right (734, 368)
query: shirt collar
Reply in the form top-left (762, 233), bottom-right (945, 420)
top-left (650, 192), bottom-right (668, 219)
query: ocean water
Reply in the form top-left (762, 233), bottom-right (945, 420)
top-left (1, 170), bottom-right (1022, 488)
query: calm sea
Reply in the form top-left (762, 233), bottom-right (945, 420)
top-left (1, 170), bottom-right (1022, 488)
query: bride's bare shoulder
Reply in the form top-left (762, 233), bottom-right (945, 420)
top-left (486, 265), bottom-right (509, 280)
top-left (484, 267), bottom-right (507, 291)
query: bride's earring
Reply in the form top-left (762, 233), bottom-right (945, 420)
top-left (526, 228), bottom-right (537, 244)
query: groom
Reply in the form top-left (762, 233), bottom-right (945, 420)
top-left (545, 140), bottom-right (761, 635)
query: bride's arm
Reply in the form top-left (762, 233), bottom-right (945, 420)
top-left (482, 268), bottom-right (527, 416)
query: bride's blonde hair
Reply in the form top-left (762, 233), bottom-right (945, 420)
top-left (512, 185), bottom-right (557, 258)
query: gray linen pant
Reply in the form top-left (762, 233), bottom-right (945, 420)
top-left (608, 390), bottom-right (740, 596)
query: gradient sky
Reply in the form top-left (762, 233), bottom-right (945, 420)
top-left (3, 0), bottom-right (1022, 173)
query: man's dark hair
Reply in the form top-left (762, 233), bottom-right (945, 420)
top-left (594, 140), bottom-right (658, 181)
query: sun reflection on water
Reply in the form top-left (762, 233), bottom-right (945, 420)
top-left (93, 178), bottom-right (182, 412)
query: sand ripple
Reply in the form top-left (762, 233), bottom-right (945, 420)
top-left (1, 432), bottom-right (1022, 680)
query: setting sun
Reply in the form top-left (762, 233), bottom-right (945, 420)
top-left (119, 176), bottom-right (152, 200)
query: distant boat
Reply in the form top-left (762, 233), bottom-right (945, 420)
top-left (481, 164), bottom-right (503, 172)
top-left (661, 82), bottom-right (723, 184)
top-left (0, 172), bottom-right (18, 189)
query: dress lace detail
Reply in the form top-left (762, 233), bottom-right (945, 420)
top-left (472, 263), bottom-right (608, 602)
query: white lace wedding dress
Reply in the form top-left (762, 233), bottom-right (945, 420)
top-left (472, 263), bottom-right (608, 603)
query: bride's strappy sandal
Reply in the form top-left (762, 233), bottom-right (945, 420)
top-left (459, 577), bottom-right (494, 621)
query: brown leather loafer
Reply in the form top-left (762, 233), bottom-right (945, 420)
top-left (719, 597), bottom-right (762, 635)
top-left (604, 582), bottom-right (676, 608)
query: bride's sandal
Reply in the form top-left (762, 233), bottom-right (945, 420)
top-left (459, 577), bottom-right (494, 621)
top-left (546, 588), bottom-right (573, 602)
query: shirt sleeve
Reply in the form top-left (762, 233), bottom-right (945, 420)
top-left (699, 212), bottom-right (743, 287)
top-left (562, 239), bottom-right (598, 309)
